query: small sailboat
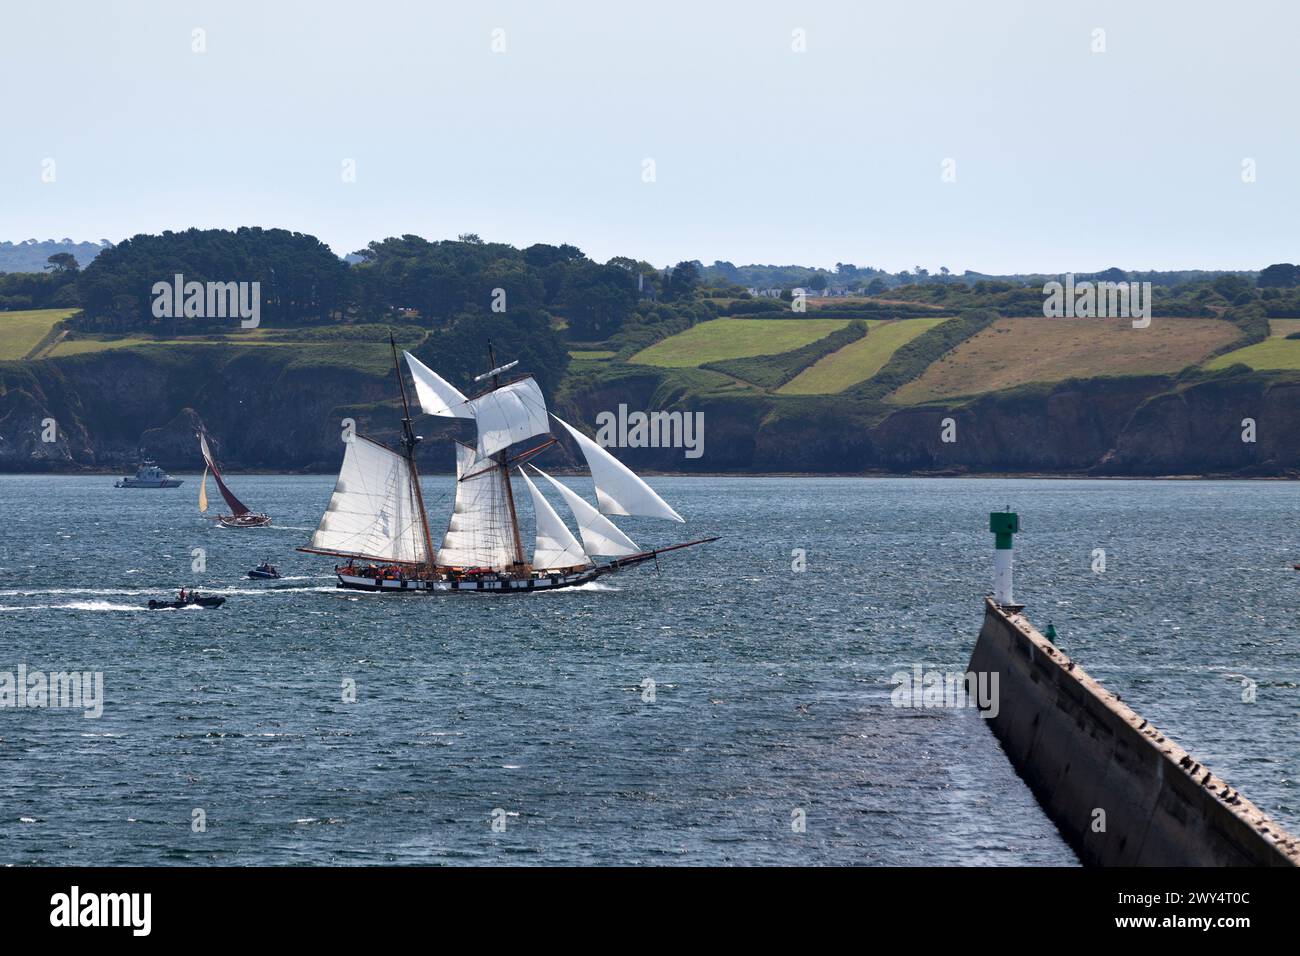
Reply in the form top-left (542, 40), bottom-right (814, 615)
top-left (299, 336), bottom-right (715, 593)
top-left (197, 431), bottom-right (271, 528)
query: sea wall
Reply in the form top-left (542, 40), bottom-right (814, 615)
top-left (969, 599), bottom-right (1300, 866)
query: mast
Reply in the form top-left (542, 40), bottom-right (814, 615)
top-left (390, 333), bottom-right (436, 573)
top-left (487, 339), bottom-right (528, 571)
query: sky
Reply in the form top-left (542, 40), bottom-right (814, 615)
top-left (2, 0), bottom-right (1297, 273)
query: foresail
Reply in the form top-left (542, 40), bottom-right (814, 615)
top-left (198, 432), bottom-right (251, 516)
top-left (551, 415), bottom-right (684, 522)
top-left (518, 468), bottom-right (589, 570)
top-left (403, 351), bottom-right (473, 418)
top-left (439, 443), bottom-right (517, 569)
top-left (531, 466), bottom-right (640, 557)
top-left (308, 436), bottom-right (429, 564)
top-left (470, 377), bottom-right (550, 459)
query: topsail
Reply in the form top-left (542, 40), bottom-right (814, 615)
top-left (468, 377), bottom-right (550, 459)
top-left (404, 351), bottom-right (473, 418)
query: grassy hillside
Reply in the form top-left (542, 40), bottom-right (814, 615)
top-left (629, 317), bottom-right (848, 367)
top-left (702, 321), bottom-right (868, 388)
top-left (1203, 319), bottom-right (1300, 371)
top-left (889, 316), bottom-right (1241, 404)
top-left (0, 308), bottom-right (79, 360)
top-left (779, 317), bottom-right (947, 394)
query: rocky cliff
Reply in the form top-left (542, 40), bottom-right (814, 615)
top-left (2, 348), bottom-right (1298, 476)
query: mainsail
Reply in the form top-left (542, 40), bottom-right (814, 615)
top-left (531, 465), bottom-right (640, 557)
top-left (518, 468), bottom-right (589, 570)
top-left (307, 435), bottom-right (430, 565)
top-left (550, 415), bottom-right (684, 522)
top-left (198, 433), bottom-right (251, 516)
top-left (198, 465), bottom-right (209, 513)
top-left (439, 443), bottom-right (518, 570)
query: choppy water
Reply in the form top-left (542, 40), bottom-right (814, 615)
top-left (1, 475), bottom-right (1297, 865)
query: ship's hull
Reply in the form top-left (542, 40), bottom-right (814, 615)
top-left (218, 513), bottom-right (272, 528)
top-left (335, 567), bottom-right (603, 593)
top-left (330, 538), bottom-right (717, 595)
top-left (116, 479), bottom-right (183, 488)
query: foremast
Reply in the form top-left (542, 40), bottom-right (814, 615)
top-left (389, 333), bottom-right (437, 575)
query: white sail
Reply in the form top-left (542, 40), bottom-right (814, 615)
top-left (309, 436), bottom-right (429, 564)
top-left (518, 469), bottom-right (589, 570)
top-left (531, 466), bottom-right (640, 557)
top-left (439, 443), bottom-right (517, 569)
top-left (470, 377), bottom-right (550, 459)
top-left (404, 351), bottom-right (473, 418)
top-left (551, 415), bottom-right (684, 522)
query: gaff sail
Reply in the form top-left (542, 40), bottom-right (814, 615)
top-left (198, 465), bottom-right (209, 513)
top-left (439, 443), bottom-right (517, 570)
top-left (517, 468), bottom-right (589, 570)
top-left (198, 433), bottom-right (251, 516)
top-left (307, 435), bottom-right (430, 565)
top-left (550, 415), bottom-right (684, 523)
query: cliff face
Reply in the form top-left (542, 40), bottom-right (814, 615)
top-left (0, 348), bottom-right (401, 472)
top-left (3, 348), bottom-right (1300, 476)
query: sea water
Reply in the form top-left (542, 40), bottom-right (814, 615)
top-left (0, 475), bottom-right (1296, 865)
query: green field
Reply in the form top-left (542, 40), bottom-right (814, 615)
top-left (630, 318), bottom-right (849, 368)
top-left (0, 309), bottom-right (79, 360)
top-left (778, 318), bottom-right (946, 394)
top-left (48, 333), bottom-right (291, 357)
top-left (1203, 319), bottom-right (1300, 371)
top-left (568, 349), bottom-right (615, 360)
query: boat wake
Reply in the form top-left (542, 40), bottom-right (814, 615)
top-left (543, 580), bottom-right (620, 593)
top-left (0, 600), bottom-right (147, 613)
top-left (0, 584), bottom-right (332, 598)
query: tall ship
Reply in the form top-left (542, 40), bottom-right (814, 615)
top-left (300, 338), bottom-right (715, 593)
top-left (114, 460), bottom-right (183, 488)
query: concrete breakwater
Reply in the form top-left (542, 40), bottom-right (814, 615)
top-left (969, 599), bottom-right (1300, 866)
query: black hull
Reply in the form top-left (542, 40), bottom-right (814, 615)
top-left (219, 513), bottom-right (271, 528)
top-left (333, 537), bottom-right (719, 594)
top-left (148, 597), bottom-right (227, 610)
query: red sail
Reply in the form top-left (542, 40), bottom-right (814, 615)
top-left (198, 434), bottom-right (251, 516)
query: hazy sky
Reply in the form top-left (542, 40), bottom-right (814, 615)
top-left (2, 1), bottom-right (1296, 272)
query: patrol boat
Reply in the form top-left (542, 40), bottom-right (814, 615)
top-left (114, 461), bottom-right (183, 488)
